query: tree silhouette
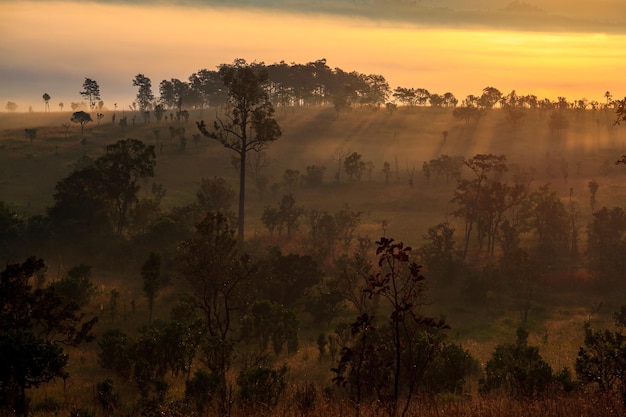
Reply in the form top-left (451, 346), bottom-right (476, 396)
top-left (5, 101), bottom-right (18, 112)
top-left (96, 139), bottom-right (156, 235)
top-left (344, 152), bottom-right (366, 181)
top-left (24, 128), bottom-right (37, 144)
top-left (42, 93), bottom-right (51, 112)
top-left (614, 97), bottom-right (626, 126)
top-left (177, 211), bottom-right (254, 415)
top-left (605, 90), bottom-right (613, 108)
top-left (80, 78), bottom-right (101, 110)
top-left (133, 74), bottom-right (154, 112)
top-left (333, 238), bottom-right (448, 417)
top-left (197, 59), bottom-right (281, 244)
top-left (70, 110), bottom-right (92, 139)
top-left (49, 139), bottom-right (155, 240)
top-left (0, 257), bottom-right (97, 417)
top-left (451, 154), bottom-right (508, 257)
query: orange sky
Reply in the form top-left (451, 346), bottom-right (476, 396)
top-left (1, 1), bottom-right (625, 110)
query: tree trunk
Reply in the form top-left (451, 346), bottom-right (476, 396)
top-left (238, 149), bottom-right (246, 245)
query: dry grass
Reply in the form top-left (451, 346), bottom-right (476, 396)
top-left (4, 106), bottom-right (626, 416)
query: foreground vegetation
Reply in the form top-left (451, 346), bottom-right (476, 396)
top-left (3, 70), bottom-right (626, 416)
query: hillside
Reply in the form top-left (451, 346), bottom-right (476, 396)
top-left (2, 105), bottom-right (626, 416)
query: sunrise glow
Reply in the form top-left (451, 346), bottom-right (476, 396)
top-left (1, 1), bottom-right (624, 110)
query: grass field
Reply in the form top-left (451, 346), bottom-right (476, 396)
top-left (3, 105), bottom-right (626, 416)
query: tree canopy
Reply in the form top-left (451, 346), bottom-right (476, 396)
top-left (0, 257), bottom-right (97, 416)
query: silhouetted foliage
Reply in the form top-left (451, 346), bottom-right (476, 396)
top-left (422, 342), bottom-right (480, 395)
top-left (480, 328), bottom-right (555, 399)
top-left (237, 365), bottom-right (287, 409)
top-left (344, 152), bottom-right (366, 181)
top-left (333, 238), bottom-right (448, 417)
top-left (576, 316), bottom-right (626, 405)
top-left (133, 74), bottom-right (154, 111)
top-left (177, 211), bottom-right (255, 415)
top-left (49, 139), bottom-right (156, 239)
top-left (185, 369), bottom-right (220, 413)
top-left (79, 78), bottom-right (101, 110)
top-left (70, 111), bottom-right (92, 139)
top-left (587, 206), bottom-right (626, 283)
top-left (0, 257), bottom-right (97, 417)
top-left (52, 264), bottom-right (95, 308)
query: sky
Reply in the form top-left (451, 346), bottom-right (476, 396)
top-left (1, 0), bottom-right (625, 112)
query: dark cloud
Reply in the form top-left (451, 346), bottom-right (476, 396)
top-left (9, 0), bottom-right (621, 33)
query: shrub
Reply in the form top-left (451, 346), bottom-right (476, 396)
top-left (237, 365), bottom-right (287, 408)
top-left (96, 378), bottom-right (118, 415)
top-left (480, 328), bottom-right (554, 399)
top-left (185, 369), bottom-right (221, 413)
top-left (423, 342), bottom-right (481, 395)
top-left (576, 320), bottom-right (626, 402)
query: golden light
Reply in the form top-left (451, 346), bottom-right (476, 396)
top-left (1, 1), bottom-right (624, 107)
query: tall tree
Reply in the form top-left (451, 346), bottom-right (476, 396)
top-left (177, 211), bottom-right (254, 415)
top-left (451, 154), bottom-right (508, 257)
top-left (333, 238), bottom-right (448, 417)
top-left (96, 139), bottom-right (156, 235)
top-left (133, 74), bottom-right (154, 112)
top-left (79, 78), bottom-right (101, 110)
top-left (197, 59), bottom-right (282, 243)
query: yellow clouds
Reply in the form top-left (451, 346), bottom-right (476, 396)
top-left (1, 1), bottom-right (625, 107)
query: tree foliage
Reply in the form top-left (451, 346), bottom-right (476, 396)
top-left (333, 238), bottom-right (448, 417)
top-left (79, 78), bottom-right (101, 110)
top-left (70, 111), bottom-right (92, 139)
top-left (133, 74), bottom-right (154, 111)
top-left (49, 139), bottom-right (156, 239)
top-left (480, 328), bottom-right (555, 399)
top-left (576, 320), bottom-right (626, 404)
top-left (0, 258), bottom-right (97, 417)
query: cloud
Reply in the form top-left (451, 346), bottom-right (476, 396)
top-left (4, 0), bottom-right (623, 33)
top-left (1, 1), bottom-right (625, 110)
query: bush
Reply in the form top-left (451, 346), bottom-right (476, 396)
top-left (96, 378), bottom-right (118, 415)
top-left (480, 328), bottom-right (554, 399)
top-left (575, 320), bottom-right (626, 401)
top-left (423, 342), bottom-right (481, 395)
top-left (185, 369), bottom-right (221, 413)
top-left (237, 365), bottom-right (287, 408)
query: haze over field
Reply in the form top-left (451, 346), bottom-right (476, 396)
top-left (1, 0), bottom-right (625, 112)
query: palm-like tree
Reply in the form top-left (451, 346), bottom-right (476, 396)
top-left (42, 93), bottom-right (51, 112)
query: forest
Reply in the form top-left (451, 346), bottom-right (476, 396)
top-left (2, 59), bottom-right (626, 417)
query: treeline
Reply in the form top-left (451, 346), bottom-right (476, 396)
top-left (134, 60), bottom-right (619, 113)
top-left (11, 58), bottom-right (621, 115)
